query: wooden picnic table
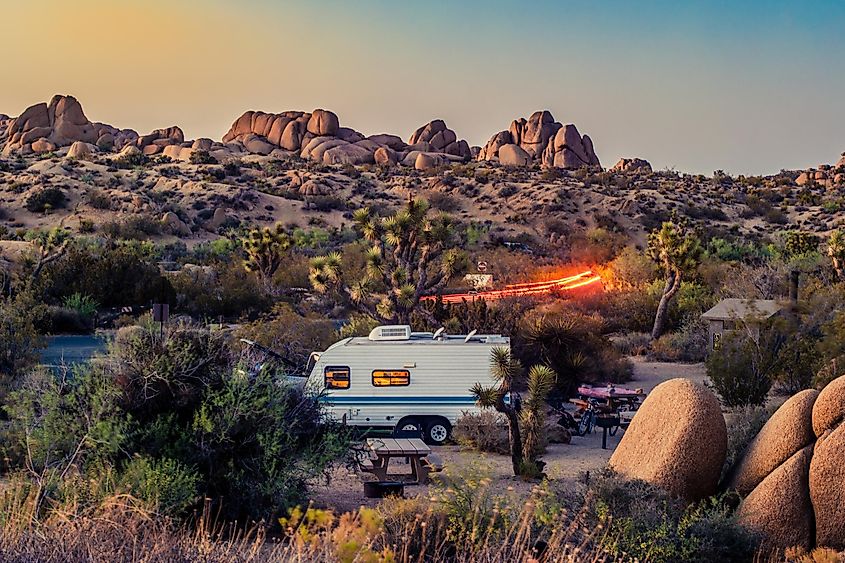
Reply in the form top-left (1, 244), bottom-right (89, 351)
top-left (359, 437), bottom-right (432, 485)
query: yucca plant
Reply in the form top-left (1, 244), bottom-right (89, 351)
top-left (471, 347), bottom-right (555, 477)
top-left (241, 223), bottom-right (291, 291)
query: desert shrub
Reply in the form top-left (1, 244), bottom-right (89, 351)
top-left (170, 260), bottom-right (270, 319)
top-left (772, 332), bottom-right (821, 394)
top-left (40, 242), bottom-right (169, 308)
top-left (452, 411), bottom-right (510, 455)
top-left (118, 456), bottom-right (200, 515)
top-left (650, 316), bottom-right (709, 362)
top-left (0, 290), bottom-right (48, 383)
top-left (4, 323), bottom-right (347, 522)
top-left (514, 313), bottom-right (632, 399)
top-left (612, 332), bottom-right (651, 356)
top-left (337, 314), bottom-right (380, 339)
top-left (63, 292), bottom-right (99, 317)
top-left (101, 215), bottom-right (161, 239)
top-left (587, 471), bottom-right (757, 563)
top-left (25, 187), bottom-right (66, 212)
top-left (45, 306), bottom-right (93, 333)
top-left (189, 150), bottom-right (216, 165)
top-left (427, 191), bottom-right (461, 212)
top-left (706, 328), bottom-right (777, 407)
top-left (86, 189), bottom-right (113, 210)
top-left (235, 303), bottom-right (336, 370)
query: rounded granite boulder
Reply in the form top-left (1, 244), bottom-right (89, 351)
top-left (809, 423), bottom-right (845, 549)
top-left (812, 374), bottom-right (845, 437)
top-left (736, 445), bottom-right (815, 551)
top-left (609, 378), bottom-right (727, 501)
top-left (729, 389), bottom-right (819, 496)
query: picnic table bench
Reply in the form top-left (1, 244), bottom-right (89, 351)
top-left (357, 437), bottom-right (433, 485)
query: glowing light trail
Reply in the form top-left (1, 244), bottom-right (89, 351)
top-left (422, 270), bottom-right (602, 304)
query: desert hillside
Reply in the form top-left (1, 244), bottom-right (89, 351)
top-left (2, 95), bottom-right (843, 264)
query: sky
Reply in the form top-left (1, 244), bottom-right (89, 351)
top-left (2, 0), bottom-right (844, 175)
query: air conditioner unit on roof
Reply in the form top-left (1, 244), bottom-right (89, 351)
top-left (368, 325), bottom-right (412, 341)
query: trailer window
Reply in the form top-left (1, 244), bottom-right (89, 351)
top-left (372, 370), bottom-right (410, 387)
top-left (325, 366), bottom-right (350, 389)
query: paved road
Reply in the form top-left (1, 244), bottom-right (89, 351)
top-left (40, 334), bottom-right (108, 366)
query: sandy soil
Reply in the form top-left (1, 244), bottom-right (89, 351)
top-left (309, 358), bottom-right (707, 513)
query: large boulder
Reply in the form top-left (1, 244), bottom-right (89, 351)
top-left (66, 141), bottom-right (94, 160)
top-left (729, 389), bottom-right (819, 496)
top-left (809, 424), bottom-right (845, 549)
top-left (415, 152), bottom-right (445, 172)
top-left (373, 146), bottom-right (398, 166)
top-left (323, 143), bottom-right (374, 166)
top-left (608, 378), bottom-right (727, 501)
top-left (307, 109), bottom-right (340, 136)
top-left (498, 144), bottom-right (531, 167)
top-left (812, 374), bottom-right (845, 437)
top-left (31, 138), bottom-right (56, 153)
top-left (736, 446), bottom-right (815, 551)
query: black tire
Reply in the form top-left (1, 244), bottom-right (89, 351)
top-left (395, 417), bottom-right (423, 438)
top-left (424, 418), bottom-right (451, 445)
top-left (577, 411), bottom-right (593, 436)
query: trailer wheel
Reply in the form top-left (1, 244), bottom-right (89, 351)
top-left (424, 418), bottom-right (451, 445)
top-left (395, 417), bottom-right (423, 438)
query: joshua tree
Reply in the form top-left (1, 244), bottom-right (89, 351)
top-left (827, 229), bottom-right (845, 280)
top-left (471, 347), bottom-right (555, 477)
top-left (25, 227), bottom-right (71, 282)
top-left (241, 223), bottom-right (291, 291)
top-left (647, 220), bottom-right (702, 340)
top-left (309, 198), bottom-right (466, 324)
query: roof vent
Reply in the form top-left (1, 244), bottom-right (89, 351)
top-left (368, 325), bottom-right (412, 341)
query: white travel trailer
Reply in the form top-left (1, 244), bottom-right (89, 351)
top-left (305, 325), bottom-right (509, 444)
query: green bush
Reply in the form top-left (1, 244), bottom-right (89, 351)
top-left (706, 329), bottom-right (776, 407)
top-left (25, 187), bottom-right (66, 212)
top-left (62, 293), bottom-right (99, 318)
top-left (588, 471), bottom-right (757, 563)
top-left (40, 242), bottom-right (169, 309)
top-left (4, 323), bottom-right (347, 522)
top-left (118, 455), bottom-right (200, 515)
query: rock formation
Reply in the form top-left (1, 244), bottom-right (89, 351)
top-left (608, 378), bottom-right (727, 502)
top-left (730, 375), bottom-right (845, 551)
top-left (728, 389), bottom-right (819, 496)
top-left (221, 110), bottom-right (471, 167)
top-left (1, 95), bottom-right (138, 156)
top-left (611, 158), bottom-right (652, 174)
top-left (477, 110), bottom-right (600, 169)
top-left (736, 445), bottom-right (815, 550)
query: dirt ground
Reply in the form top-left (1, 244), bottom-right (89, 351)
top-left (309, 357), bottom-right (708, 513)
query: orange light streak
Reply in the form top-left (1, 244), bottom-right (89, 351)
top-left (422, 270), bottom-right (602, 303)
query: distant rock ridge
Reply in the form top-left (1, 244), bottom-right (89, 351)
top-left (477, 110), bottom-right (600, 169)
top-left (1, 96), bottom-right (601, 170)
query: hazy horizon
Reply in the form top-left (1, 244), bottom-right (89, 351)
top-left (3, 0), bottom-right (844, 175)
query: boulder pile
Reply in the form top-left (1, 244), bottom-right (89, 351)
top-left (477, 110), bottom-right (600, 169)
top-left (221, 110), bottom-right (472, 166)
top-left (1, 95), bottom-right (138, 156)
top-left (611, 157), bottom-right (652, 174)
top-left (729, 376), bottom-right (845, 551)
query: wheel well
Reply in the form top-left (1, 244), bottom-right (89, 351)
top-left (396, 416), bottom-right (422, 429)
top-left (425, 416), bottom-right (451, 430)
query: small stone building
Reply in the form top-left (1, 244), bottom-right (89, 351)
top-left (701, 299), bottom-right (784, 352)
